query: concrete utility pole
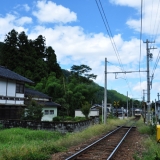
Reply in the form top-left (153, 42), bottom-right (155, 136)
top-left (132, 99), bottom-right (133, 117)
top-left (127, 91), bottom-right (128, 117)
top-left (143, 89), bottom-right (146, 102)
top-left (158, 93), bottom-right (160, 101)
top-left (104, 58), bottom-right (107, 124)
top-left (143, 89), bottom-right (146, 120)
top-left (155, 99), bottom-right (157, 123)
top-left (102, 100), bottom-right (104, 123)
top-left (144, 39), bottom-right (156, 123)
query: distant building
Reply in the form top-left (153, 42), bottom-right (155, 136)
top-left (75, 109), bottom-right (99, 117)
top-left (91, 103), bottom-right (113, 113)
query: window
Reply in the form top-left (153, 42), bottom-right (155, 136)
top-left (44, 110), bottom-right (49, 115)
top-left (50, 110), bottom-right (54, 115)
top-left (44, 110), bottom-right (54, 115)
top-left (16, 83), bottom-right (24, 93)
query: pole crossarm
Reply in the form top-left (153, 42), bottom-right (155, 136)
top-left (107, 70), bottom-right (147, 74)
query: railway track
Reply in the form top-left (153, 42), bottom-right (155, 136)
top-left (65, 125), bottom-right (136, 160)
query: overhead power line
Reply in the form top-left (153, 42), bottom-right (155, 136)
top-left (95, 0), bottom-right (134, 97)
top-left (151, 50), bottom-right (160, 86)
top-left (139, 0), bottom-right (143, 95)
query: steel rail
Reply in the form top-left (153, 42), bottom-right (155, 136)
top-left (107, 125), bottom-right (134, 160)
top-left (65, 126), bottom-right (123, 160)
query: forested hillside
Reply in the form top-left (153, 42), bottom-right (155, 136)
top-left (0, 29), bottom-right (130, 116)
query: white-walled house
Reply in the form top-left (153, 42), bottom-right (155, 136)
top-left (0, 66), bottom-right (61, 121)
top-left (0, 66), bottom-right (33, 119)
top-left (75, 109), bottom-right (99, 117)
top-left (25, 88), bottom-right (61, 121)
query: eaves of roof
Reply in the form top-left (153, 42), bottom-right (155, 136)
top-left (0, 66), bottom-right (34, 84)
top-left (25, 88), bottom-right (51, 99)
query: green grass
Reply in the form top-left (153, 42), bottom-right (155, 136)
top-left (0, 128), bottom-right (65, 160)
top-left (0, 118), bottom-right (134, 160)
top-left (134, 118), bottom-right (160, 160)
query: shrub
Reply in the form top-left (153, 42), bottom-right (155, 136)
top-left (74, 117), bottom-right (86, 121)
top-left (65, 116), bottom-right (74, 121)
top-left (52, 116), bottom-right (61, 122)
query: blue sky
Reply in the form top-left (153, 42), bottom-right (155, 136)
top-left (1, 0), bottom-right (160, 103)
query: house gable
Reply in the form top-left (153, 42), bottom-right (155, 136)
top-left (0, 66), bottom-right (33, 120)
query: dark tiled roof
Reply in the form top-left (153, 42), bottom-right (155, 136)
top-left (25, 88), bottom-right (61, 107)
top-left (25, 88), bottom-right (51, 99)
top-left (39, 101), bottom-right (61, 107)
top-left (0, 66), bottom-right (33, 83)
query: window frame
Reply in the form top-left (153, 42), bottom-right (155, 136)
top-left (16, 83), bottom-right (24, 93)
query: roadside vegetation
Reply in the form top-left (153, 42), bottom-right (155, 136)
top-left (134, 118), bottom-right (160, 160)
top-left (0, 117), bottom-right (127, 160)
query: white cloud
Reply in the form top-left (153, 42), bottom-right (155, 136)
top-left (109, 0), bottom-right (140, 8)
top-left (133, 81), bottom-right (147, 92)
top-left (109, 0), bottom-right (160, 42)
top-left (0, 14), bottom-right (15, 32)
top-left (0, 14), bottom-right (34, 42)
top-left (23, 4), bottom-right (30, 12)
top-left (16, 17), bottom-right (32, 26)
top-left (27, 24), bottom-right (149, 88)
top-left (32, 0), bottom-right (77, 23)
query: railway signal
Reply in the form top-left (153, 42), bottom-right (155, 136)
top-left (113, 101), bottom-right (119, 107)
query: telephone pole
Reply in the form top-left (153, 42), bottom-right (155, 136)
top-left (158, 93), bottom-right (160, 101)
top-left (104, 58), bottom-right (107, 124)
top-left (144, 39), bottom-right (156, 123)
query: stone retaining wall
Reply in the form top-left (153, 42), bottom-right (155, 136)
top-left (0, 117), bottom-right (99, 133)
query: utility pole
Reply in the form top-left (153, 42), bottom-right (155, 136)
top-left (158, 93), bottom-right (160, 101)
top-left (104, 58), bottom-right (107, 124)
top-left (127, 91), bottom-right (128, 117)
top-left (155, 99), bottom-right (157, 124)
top-left (144, 39), bottom-right (156, 124)
top-left (132, 99), bottom-right (133, 117)
top-left (143, 89), bottom-right (146, 121)
top-left (102, 100), bottom-right (104, 123)
top-left (143, 89), bottom-right (146, 102)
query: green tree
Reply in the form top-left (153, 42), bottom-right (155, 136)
top-left (81, 101), bottom-right (91, 119)
top-left (0, 29), bottom-right (62, 83)
top-left (70, 64), bottom-right (97, 83)
top-left (32, 35), bottom-right (46, 59)
top-left (1, 29), bottom-right (19, 70)
top-left (45, 46), bottom-right (62, 77)
top-left (21, 100), bottom-right (43, 121)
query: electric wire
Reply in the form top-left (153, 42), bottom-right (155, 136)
top-left (95, 0), bottom-right (134, 97)
top-left (153, 0), bottom-right (160, 41)
top-left (139, 0), bottom-right (143, 97)
top-left (149, 0), bottom-right (154, 40)
top-left (151, 50), bottom-right (160, 83)
top-left (151, 0), bottom-right (160, 41)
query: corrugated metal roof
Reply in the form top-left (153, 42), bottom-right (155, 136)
top-left (0, 66), bottom-right (33, 83)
